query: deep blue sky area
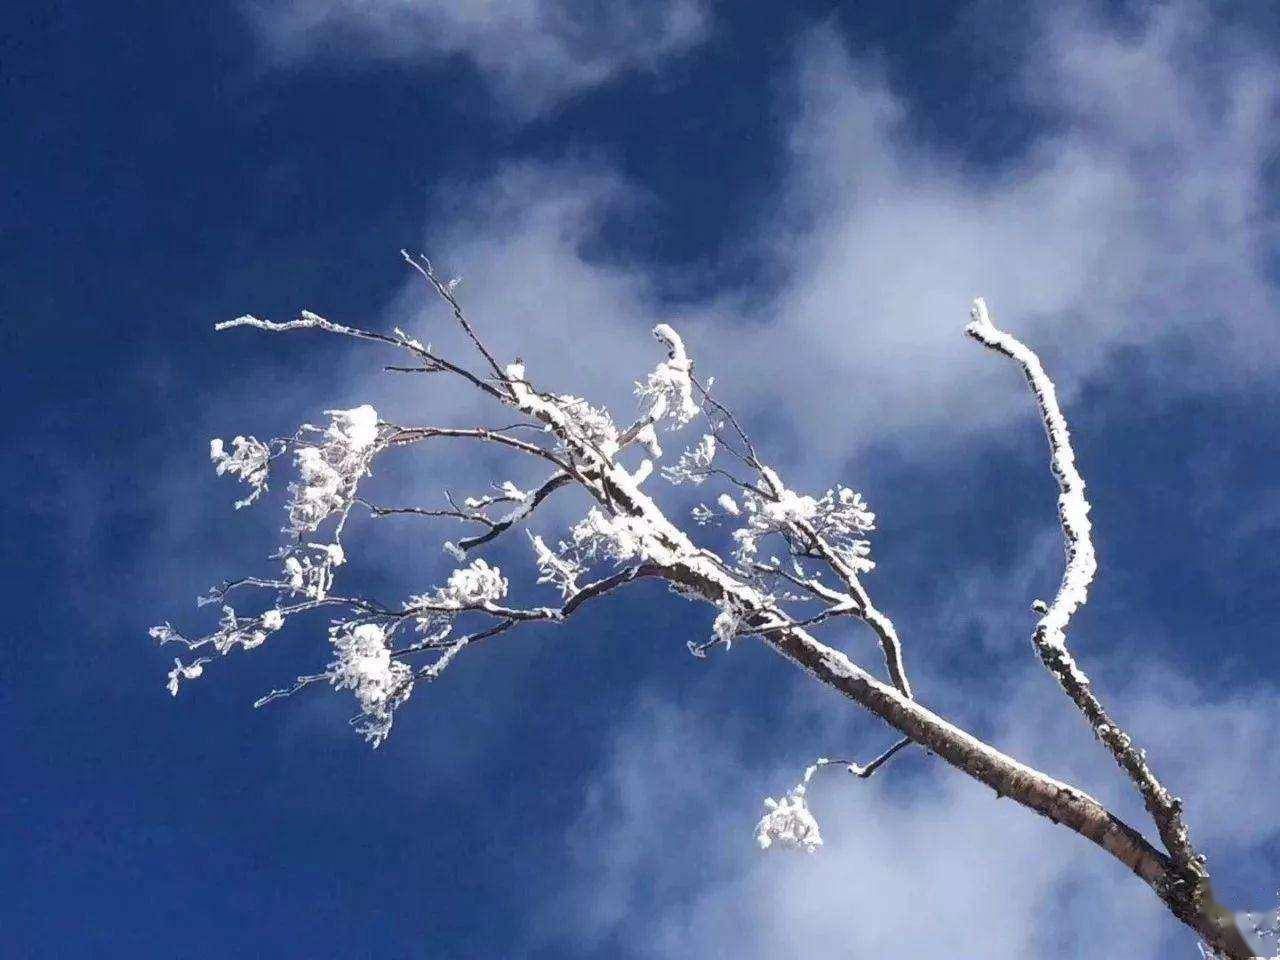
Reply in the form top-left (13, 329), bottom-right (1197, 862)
top-left (4, 2), bottom-right (1280, 958)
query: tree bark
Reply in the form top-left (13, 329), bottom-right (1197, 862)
top-left (765, 622), bottom-right (1255, 958)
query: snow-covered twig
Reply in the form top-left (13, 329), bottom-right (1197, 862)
top-left (966, 298), bottom-right (1203, 881)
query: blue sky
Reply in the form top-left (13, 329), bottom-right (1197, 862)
top-left (4, 1), bottom-right (1280, 957)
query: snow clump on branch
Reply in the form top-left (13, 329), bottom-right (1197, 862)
top-left (637, 323), bottom-right (700, 428)
top-left (288, 405), bottom-right (380, 537)
top-left (437, 559), bottom-right (508, 608)
top-left (756, 787), bottom-right (823, 853)
top-left (327, 622), bottom-right (412, 746)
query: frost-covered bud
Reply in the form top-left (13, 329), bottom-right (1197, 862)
top-left (167, 657), bottom-right (210, 697)
top-left (756, 790), bottom-right (823, 853)
top-left (438, 559), bottom-right (508, 607)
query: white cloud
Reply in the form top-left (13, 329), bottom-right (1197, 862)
top-left (242, 0), bottom-right (708, 116)
top-left (681, 0), bottom-right (1280, 473)
top-left (313, 0), bottom-right (1280, 491)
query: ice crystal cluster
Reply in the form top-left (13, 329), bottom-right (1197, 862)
top-left (756, 788), bottom-right (823, 853)
top-left (327, 623), bottom-right (413, 744)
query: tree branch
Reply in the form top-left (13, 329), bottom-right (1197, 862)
top-left (401, 250), bottom-right (510, 387)
top-left (168, 279), bottom-right (1259, 958)
top-left (965, 299), bottom-right (1202, 874)
top-left (964, 299), bottom-right (1252, 956)
top-left (455, 472), bottom-right (572, 553)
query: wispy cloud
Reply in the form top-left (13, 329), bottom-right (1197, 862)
top-left (686, 0), bottom-right (1280, 470)
top-left (311, 0), bottom-right (1280, 486)
top-left (241, 0), bottom-right (709, 116)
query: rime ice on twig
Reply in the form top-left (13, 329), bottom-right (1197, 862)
top-left (327, 622), bottom-right (412, 745)
top-left (663, 434), bottom-right (717, 486)
top-left (529, 533), bottom-right (583, 599)
top-left (209, 436), bottom-right (273, 508)
top-left (965, 299), bottom-right (1095, 674)
top-left (166, 656), bottom-right (211, 696)
top-left (757, 737), bottom-right (913, 854)
top-left (965, 297), bottom-right (1203, 879)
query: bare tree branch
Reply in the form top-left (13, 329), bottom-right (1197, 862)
top-left (160, 281), bottom-right (1261, 959)
top-left (401, 250), bottom-right (510, 387)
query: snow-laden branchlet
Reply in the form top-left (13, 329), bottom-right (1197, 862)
top-left (637, 323), bottom-right (700, 427)
top-left (166, 656), bottom-right (210, 697)
top-left (529, 533), bottom-right (583, 599)
top-left (663, 434), bottom-right (716, 485)
top-left (288, 405), bottom-right (380, 538)
top-left (436, 559), bottom-right (509, 608)
top-left (209, 435), bottom-right (272, 509)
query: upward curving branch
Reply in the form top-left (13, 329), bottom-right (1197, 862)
top-left (965, 298), bottom-right (1250, 958)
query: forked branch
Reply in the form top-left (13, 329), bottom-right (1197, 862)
top-left (158, 270), bottom-right (1259, 958)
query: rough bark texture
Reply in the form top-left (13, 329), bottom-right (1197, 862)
top-left (765, 624), bottom-right (1255, 958)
